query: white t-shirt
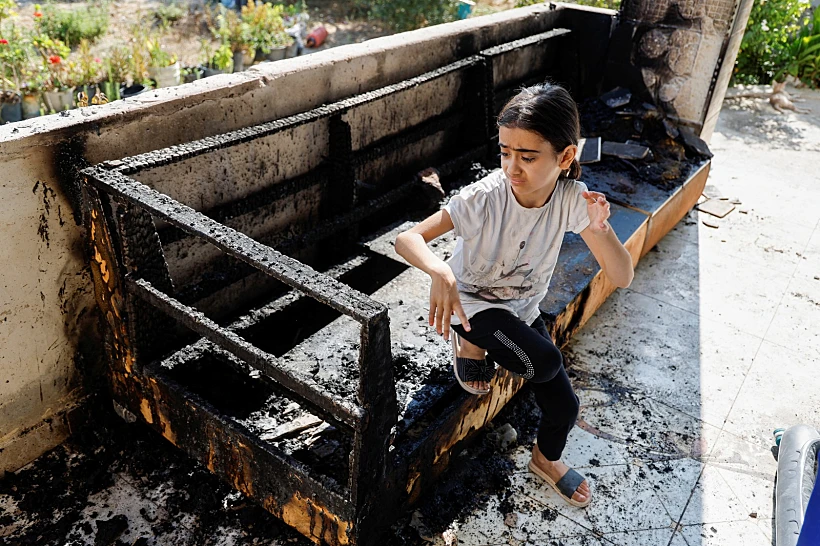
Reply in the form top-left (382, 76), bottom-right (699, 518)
top-left (443, 169), bottom-right (591, 326)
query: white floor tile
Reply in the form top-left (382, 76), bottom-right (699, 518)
top-left (680, 520), bottom-right (773, 546)
top-left (514, 462), bottom-right (672, 535)
top-left (723, 341), bottom-right (820, 449)
top-left (764, 276), bottom-right (820, 361)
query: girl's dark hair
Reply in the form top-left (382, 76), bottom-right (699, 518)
top-left (497, 82), bottom-right (582, 180)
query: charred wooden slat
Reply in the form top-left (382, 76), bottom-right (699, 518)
top-left (114, 360), bottom-right (356, 545)
top-left (127, 276), bottom-right (366, 430)
top-left (158, 166), bottom-right (331, 246)
top-left (83, 166), bottom-right (385, 324)
top-left (352, 111), bottom-right (465, 166)
top-left (104, 57), bottom-right (484, 176)
top-left (479, 28), bottom-right (571, 57)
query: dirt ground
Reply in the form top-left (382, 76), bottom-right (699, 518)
top-left (6, 0), bottom-right (523, 70)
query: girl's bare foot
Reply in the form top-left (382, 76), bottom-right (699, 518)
top-left (454, 336), bottom-right (490, 392)
top-left (531, 444), bottom-right (590, 504)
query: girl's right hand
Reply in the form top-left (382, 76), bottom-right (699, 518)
top-left (429, 264), bottom-right (471, 341)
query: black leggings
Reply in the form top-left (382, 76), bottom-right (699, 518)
top-left (452, 308), bottom-right (579, 461)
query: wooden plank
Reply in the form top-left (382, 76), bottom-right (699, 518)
top-left (540, 203), bottom-right (649, 346)
top-left (642, 161), bottom-right (710, 256)
top-left (108, 363), bottom-right (356, 545)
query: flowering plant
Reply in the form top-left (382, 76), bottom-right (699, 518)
top-left (42, 52), bottom-right (82, 91)
top-left (0, 0), bottom-right (17, 29)
top-left (0, 26), bottom-right (28, 91)
top-left (77, 38), bottom-right (103, 85)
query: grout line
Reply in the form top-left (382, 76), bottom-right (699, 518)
top-left (718, 211), bottom-right (820, 437)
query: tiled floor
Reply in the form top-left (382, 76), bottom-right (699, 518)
top-left (2, 88), bottom-right (818, 546)
top-left (419, 87), bottom-right (820, 545)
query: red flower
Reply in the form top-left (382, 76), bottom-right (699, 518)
top-left (34, 11), bottom-right (42, 17)
top-left (0, 39), bottom-right (8, 45)
top-left (94, 57), bottom-right (101, 63)
top-left (48, 55), bottom-right (61, 65)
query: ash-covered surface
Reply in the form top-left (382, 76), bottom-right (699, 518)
top-left (0, 386), bottom-right (547, 546)
top-left (0, 398), bottom-right (315, 546)
top-left (578, 92), bottom-right (711, 196)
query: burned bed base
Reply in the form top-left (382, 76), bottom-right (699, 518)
top-left (80, 20), bottom-right (710, 546)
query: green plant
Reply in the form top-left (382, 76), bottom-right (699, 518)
top-left (354, 0), bottom-right (458, 31)
top-left (20, 60), bottom-right (48, 94)
top-left (104, 45), bottom-right (131, 84)
top-left (37, 2), bottom-right (110, 46)
top-left (209, 5), bottom-right (253, 53)
top-left (734, 0), bottom-right (811, 85)
top-left (43, 54), bottom-right (82, 91)
top-left (129, 23), bottom-right (150, 84)
top-left (0, 0), bottom-right (17, 30)
top-left (0, 25), bottom-right (28, 90)
top-left (773, 6), bottom-right (820, 87)
top-left (30, 33), bottom-right (69, 62)
top-left (201, 39), bottom-right (233, 71)
top-left (146, 35), bottom-right (178, 67)
top-left (154, 2), bottom-right (185, 28)
top-left (77, 38), bottom-right (103, 85)
top-left (283, 0), bottom-right (307, 17)
top-left (242, 0), bottom-right (292, 53)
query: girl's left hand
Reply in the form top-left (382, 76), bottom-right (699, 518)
top-left (582, 190), bottom-right (611, 234)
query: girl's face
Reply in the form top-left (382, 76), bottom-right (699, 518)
top-left (498, 126), bottom-right (576, 207)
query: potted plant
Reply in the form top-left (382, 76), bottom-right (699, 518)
top-left (242, 0), bottom-right (293, 62)
top-left (122, 25), bottom-right (151, 97)
top-left (76, 38), bottom-right (103, 101)
top-left (30, 25), bottom-right (73, 112)
top-left (0, 29), bottom-right (28, 123)
top-left (181, 64), bottom-right (202, 84)
top-left (210, 5), bottom-right (253, 72)
top-left (19, 61), bottom-right (47, 118)
top-left (100, 45), bottom-right (129, 101)
top-left (200, 39), bottom-right (232, 77)
top-left (267, 25), bottom-right (294, 61)
top-left (0, 81), bottom-right (21, 123)
top-left (283, 0), bottom-right (308, 57)
top-left (146, 35), bottom-right (180, 88)
top-left (42, 55), bottom-right (80, 112)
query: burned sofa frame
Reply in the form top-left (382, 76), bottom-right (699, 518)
top-left (80, 18), bottom-right (709, 546)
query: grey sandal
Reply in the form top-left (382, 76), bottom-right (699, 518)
top-left (451, 331), bottom-right (494, 395)
top-left (528, 459), bottom-right (592, 508)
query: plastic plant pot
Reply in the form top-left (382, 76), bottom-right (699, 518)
top-left (21, 93), bottom-right (41, 119)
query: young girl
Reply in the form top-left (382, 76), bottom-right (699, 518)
top-left (394, 82), bottom-right (634, 507)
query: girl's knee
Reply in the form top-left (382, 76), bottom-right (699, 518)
top-left (528, 344), bottom-right (564, 383)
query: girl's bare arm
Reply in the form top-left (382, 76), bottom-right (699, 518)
top-left (579, 191), bottom-right (634, 288)
top-left (394, 210), bottom-right (470, 340)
